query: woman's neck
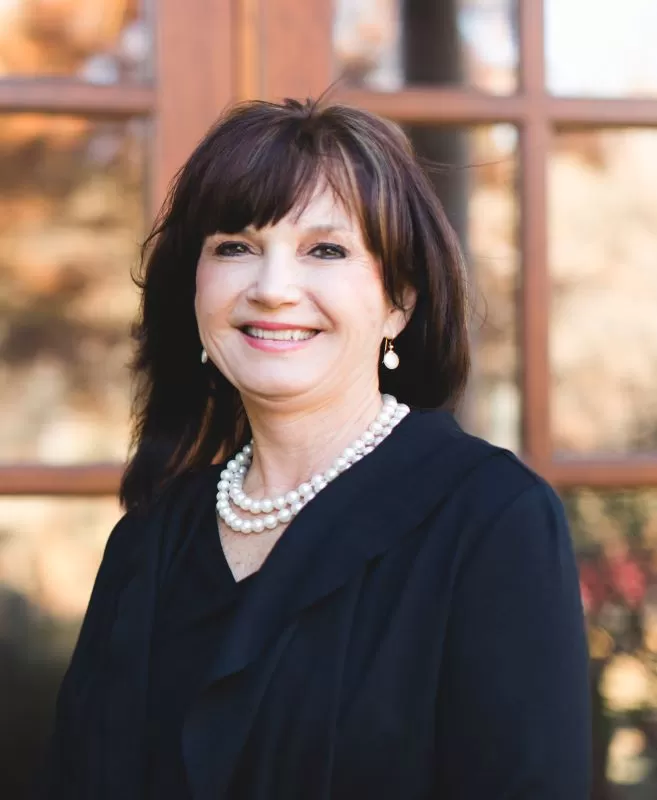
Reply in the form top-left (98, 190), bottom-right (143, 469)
top-left (240, 384), bottom-right (384, 499)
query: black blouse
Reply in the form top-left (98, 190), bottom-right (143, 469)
top-left (145, 502), bottom-right (255, 799)
top-left (40, 410), bottom-right (592, 799)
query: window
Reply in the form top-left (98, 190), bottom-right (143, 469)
top-left (3, 1), bottom-right (656, 796)
top-left (333, 1), bottom-right (657, 796)
top-left (0, 1), bottom-right (231, 795)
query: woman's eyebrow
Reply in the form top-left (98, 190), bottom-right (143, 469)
top-left (301, 224), bottom-right (352, 236)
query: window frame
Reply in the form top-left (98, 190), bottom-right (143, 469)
top-left (3, 0), bottom-right (657, 497)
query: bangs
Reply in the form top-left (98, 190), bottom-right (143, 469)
top-left (187, 120), bottom-right (363, 238)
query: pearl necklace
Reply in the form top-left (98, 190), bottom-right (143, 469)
top-left (216, 394), bottom-right (410, 534)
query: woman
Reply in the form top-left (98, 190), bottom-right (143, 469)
top-left (42, 98), bottom-right (591, 799)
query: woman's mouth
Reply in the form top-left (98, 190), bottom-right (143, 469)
top-left (242, 326), bottom-right (318, 342)
top-left (239, 325), bottom-right (320, 351)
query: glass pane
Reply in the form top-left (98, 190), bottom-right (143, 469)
top-left (334, 0), bottom-right (518, 94)
top-left (407, 124), bottom-right (520, 451)
top-left (0, 496), bottom-right (121, 798)
top-left (549, 129), bottom-right (657, 455)
top-left (0, 0), bottom-right (151, 83)
top-left (546, 0), bottom-right (657, 97)
top-left (564, 489), bottom-right (657, 798)
top-left (0, 115), bottom-right (146, 464)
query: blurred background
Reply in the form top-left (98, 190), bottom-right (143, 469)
top-left (0, 0), bottom-right (656, 797)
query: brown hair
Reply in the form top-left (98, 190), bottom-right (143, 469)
top-left (120, 97), bottom-right (470, 510)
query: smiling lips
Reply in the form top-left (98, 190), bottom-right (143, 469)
top-left (240, 324), bottom-right (319, 351)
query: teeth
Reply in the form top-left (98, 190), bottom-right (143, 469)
top-left (244, 327), bottom-right (316, 341)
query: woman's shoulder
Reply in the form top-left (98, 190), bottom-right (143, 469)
top-left (103, 467), bottom-right (213, 570)
top-left (408, 411), bottom-right (570, 572)
top-left (409, 408), bottom-right (557, 518)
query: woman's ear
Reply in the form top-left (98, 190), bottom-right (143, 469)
top-left (385, 287), bottom-right (417, 339)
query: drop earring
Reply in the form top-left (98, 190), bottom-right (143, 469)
top-left (201, 348), bottom-right (208, 364)
top-left (382, 338), bottom-right (399, 370)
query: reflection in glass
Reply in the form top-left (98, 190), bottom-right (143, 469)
top-left (0, 114), bottom-right (146, 464)
top-left (565, 489), bottom-right (657, 797)
top-left (546, 0), bottom-right (657, 97)
top-left (549, 129), bottom-right (657, 455)
top-left (407, 124), bottom-right (520, 451)
top-left (333, 0), bottom-right (518, 94)
top-left (0, 496), bottom-right (121, 799)
top-left (0, 0), bottom-right (150, 83)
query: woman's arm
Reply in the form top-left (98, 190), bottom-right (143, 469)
top-left (36, 511), bottom-right (137, 798)
top-left (435, 481), bottom-right (591, 798)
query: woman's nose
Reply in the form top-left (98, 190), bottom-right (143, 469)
top-left (246, 251), bottom-right (302, 308)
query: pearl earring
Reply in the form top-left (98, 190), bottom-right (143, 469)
top-left (382, 338), bottom-right (399, 370)
top-left (201, 348), bottom-right (208, 364)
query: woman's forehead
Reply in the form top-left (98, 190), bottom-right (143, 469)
top-left (285, 187), bottom-right (356, 231)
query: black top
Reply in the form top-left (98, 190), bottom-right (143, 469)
top-left (40, 410), bottom-right (592, 800)
top-left (145, 504), bottom-right (255, 799)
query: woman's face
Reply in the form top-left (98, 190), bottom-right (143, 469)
top-left (195, 186), bottom-right (410, 408)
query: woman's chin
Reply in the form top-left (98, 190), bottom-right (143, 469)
top-left (236, 375), bottom-right (322, 404)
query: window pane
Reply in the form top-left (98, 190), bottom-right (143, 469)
top-left (0, 115), bottom-right (146, 464)
top-left (564, 489), bottom-right (657, 797)
top-left (407, 124), bottom-right (520, 451)
top-left (0, 0), bottom-right (151, 83)
top-left (549, 129), bottom-right (657, 455)
top-left (0, 496), bottom-right (121, 798)
top-left (334, 0), bottom-right (518, 94)
top-left (546, 0), bottom-right (657, 97)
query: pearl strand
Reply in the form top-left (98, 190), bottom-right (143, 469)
top-left (216, 395), bottom-right (410, 534)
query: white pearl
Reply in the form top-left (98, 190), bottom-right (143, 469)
top-left (291, 501), bottom-right (304, 515)
top-left (241, 497), bottom-right (253, 511)
top-left (243, 443), bottom-right (253, 456)
top-left (231, 518), bottom-right (243, 532)
top-left (363, 431), bottom-right (375, 444)
top-left (235, 452), bottom-right (247, 465)
top-left (335, 457), bottom-right (348, 472)
top-left (274, 496), bottom-right (286, 510)
top-left (325, 467), bottom-right (339, 481)
top-left (237, 465), bottom-right (247, 476)
top-left (220, 469), bottom-right (231, 481)
top-left (342, 447), bottom-right (356, 462)
top-left (250, 500), bottom-right (262, 513)
top-left (241, 520), bottom-right (253, 534)
top-left (216, 498), bottom-right (229, 510)
top-left (264, 515), bottom-right (278, 529)
top-left (369, 421), bottom-right (383, 435)
top-left (252, 518), bottom-right (265, 533)
top-left (353, 439), bottom-right (365, 453)
top-left (227, 460), bottom-right (239, 472)
top-left (311, 474), bottom-right (325, 489)
top-left (218, 479), bottom-right (229, 491)
top-left (278, 508), bottom-right (292, 523)
top-left (382, 394), bottom-right (395, 405)
top-left (285, 490), bottom-right (300, 505)
top-left (261, 498), bottom-right (274, 513)
top-left (298, 482), bottom-right (312, 497)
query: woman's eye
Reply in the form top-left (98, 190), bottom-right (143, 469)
top-left (310, 243), bottom-right (347, 259)
top-left (214, 241), bottom-right (250, 257)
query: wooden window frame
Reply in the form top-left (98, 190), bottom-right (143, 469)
top-left (3, 0), bottom-right (657, 496)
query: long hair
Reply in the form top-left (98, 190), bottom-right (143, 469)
top-left (120, 97), bottom-right (470, 511)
